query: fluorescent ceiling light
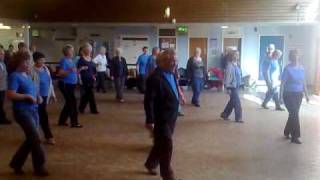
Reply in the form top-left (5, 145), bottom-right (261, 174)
top-left (0, 26), bottom-right (12, 30)
top-left (221, 25), bottom-right (229, 29)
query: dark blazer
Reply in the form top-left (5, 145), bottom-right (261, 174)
top-left (144, 68), bottom-right (179, 138)
top-left (109, 56), bottom-right (128, 78)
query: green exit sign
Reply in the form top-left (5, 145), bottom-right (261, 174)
top-left (177, 26), bottom-right (188, 33)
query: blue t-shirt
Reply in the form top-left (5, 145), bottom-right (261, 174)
top-left (282, 64), bottom-right (305, 92)
top-left (136, 54), bottom-right (149, 75)
top-left (268, 60), bottom-right (281, 82)
top-left (163, 72), bottom-right (179, 100)
top-left (235, 65), bottom-right (242, 88)
top-left (9, 71), bottom-right (38, 110)
top-left (38, 68), bottom-right (51, 97)
top-left (146, 55), bottom-right (157, 75)
top-left (59, 57), bottom-right (77, 84)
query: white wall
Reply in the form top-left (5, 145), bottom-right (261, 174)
top-left (29, 23), bottom-right (319, 88)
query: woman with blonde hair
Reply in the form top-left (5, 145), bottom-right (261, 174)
top-left (280, 49), bottom-right (309, 144)
top-left (57, 44), bottom-right (82, 128)
top-left (7, 51), bottom-right (49, 176)
top-left (186, 47), bottom-right (207, 107)
top-left (78, 43), bottom-right (99, 114)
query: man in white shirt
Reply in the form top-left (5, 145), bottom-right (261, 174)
top-left (93, 46), bottom-right (108, 93)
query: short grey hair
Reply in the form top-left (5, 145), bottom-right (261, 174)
top-left (115, 47), bottom-right (123, 55)
top-left (273, 49), bottom-right (283, 58)
top-left (62, 44), bottom-right (74, 56)
top-left (81, 42), bottom-right (92, 51)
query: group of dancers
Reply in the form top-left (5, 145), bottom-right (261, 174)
top-left (0, 41), bottom-right (309, 179)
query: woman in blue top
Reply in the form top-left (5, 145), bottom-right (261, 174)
top-left (7, 51), bottom-right (49, 176)
top-left (220, 50), bottom-right (243, 123)
top-left (32, 52), bottom-right (56, 145)
top-left (78, 43), bottom-right (98, 114)
top-left (280, 49), bottom-right (309, 144)
top-left (57, 44), bottom-right (82, 128)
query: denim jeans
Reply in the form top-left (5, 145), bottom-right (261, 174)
top-left (10, 109), bottom-right (46, 171)
top-left (39, 96), bottom-right (53, 139)
top-left (222, 88), bottom-right (242, 121)
top-left (191, 77), bottom-right (203, 105)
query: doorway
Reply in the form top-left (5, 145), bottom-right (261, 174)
top-left (223, 37), bottom-right (242, 63)
top-left (189, 38), bottom-right (208, 69)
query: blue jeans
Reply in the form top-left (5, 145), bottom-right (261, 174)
top-left (10, 109), bottom-right (46, 170)
top-left (191, 77), bottom-right (203, 105)
top-left (222, 88), bottom-right (242, 121)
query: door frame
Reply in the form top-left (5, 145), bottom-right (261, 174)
top-left (222, 36), bottom-right (244, 66)
top-left (258, 35), bottom-right (285, 82)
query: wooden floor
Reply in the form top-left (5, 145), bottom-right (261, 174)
top-left (0, 89), bottom-right (320, 180)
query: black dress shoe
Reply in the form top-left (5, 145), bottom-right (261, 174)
top-left (220, 114), bottom-right (229, 121)
top-left (193, 103), bottom-right (200, 107)
top-left (71, 124), bottom-right (83, 128)
top-left (261, 104), bottom-right (269, 109)
top-left (34, 167), bottom-right (49, 176)
top-left (0, 120), bottom-right (12, 125)
top-left (291, 138), bottom-right (302, 144)
top-left (178, 112), bottom-right (184, 116)
top-left (235, 120), bottom-right (244, 123)
top-left (276, 107), bottom-right (285, 111)
top-left (145, 166), bottom-right (157, 176)
top-left (91, 111), bottom-right (99, 114)
top-left (284, 134), bottom-right (290, 139)
top-left (58, 122), bottom-right (69, 126)
top-left (10, 165), bottom-right (25, 175)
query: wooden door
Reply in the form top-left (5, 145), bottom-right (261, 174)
top-left (223, 38), bottom-right (242, 64)
top-left (189, 38), bottom-right (208, 69)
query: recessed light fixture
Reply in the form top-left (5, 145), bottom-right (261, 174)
top-left (221, 25), bottom-right (229, 29)
top-left (0, 26), bottom-right (11, 30)
top-left (164, 6), bottom-right (171, 18)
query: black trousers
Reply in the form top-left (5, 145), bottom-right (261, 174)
top-left (137, 74), bottom-right (146, 94)
top-left (284, 92), bottom-right (303, 139)
top-left (10, 109), bottom-right (46, 171)
top-left (222, 88), bottom-right (242, 121)
top-left (0, 90), bottom-right (8, 122)
top-left (79, 85), bottom-right (98, 113)
top-left (38, 96), bottom-right (53, 139)
top-left (262, 86), bottom-right (281, 108)
top-left (145, 136), bottom-right (174, 179)
top-left (96, 72), bottom-right (106, 92)
top-left (114, 77), bottom-right (125, 100)
top-left (58, 81), bottom-right (79, 126)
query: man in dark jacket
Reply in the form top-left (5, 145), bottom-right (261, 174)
top-left (110, 48), bottom-right (128, 103)
top-left (144, 49), bottom-right (180, 180)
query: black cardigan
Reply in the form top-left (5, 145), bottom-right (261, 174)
top-left (109, 56), bottom-right (128, 78)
